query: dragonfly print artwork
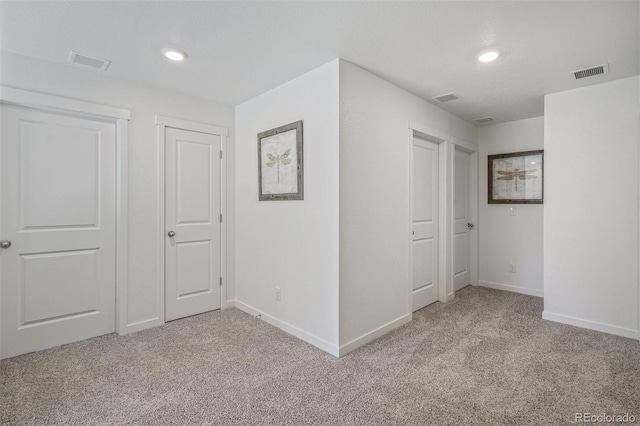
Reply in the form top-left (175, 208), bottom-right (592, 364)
top-left (496, 167), bottom-right (538, 191)
top-left (266, 148), bottom-right (292, 183)
top-left (258, 120), bottom-right (303, 201)
top-left (488, 150), bottom-right (543, 204)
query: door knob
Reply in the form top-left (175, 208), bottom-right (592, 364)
top-left (167, 231), bottom-right (175, 237)
top-left (467, 223), bottom-right (474, 229)
top-left (0, 240), bottom-right (11, 249)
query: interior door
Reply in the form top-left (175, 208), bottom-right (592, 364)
top-left (165, 127), bottom-right (221, 321)
top-left (412, 137), bottom-right (439, 311)
top-left (0, 105), bottom-right (116, 359)
top-left (454, 149), bottom-right (471, 292)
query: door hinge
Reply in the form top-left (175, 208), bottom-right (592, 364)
top-left (220, 277), bottom-right (222, 286)
top-left (220, 150), bottom-right (223, 160)
top-left (220, 213), bottom-right (222, 223)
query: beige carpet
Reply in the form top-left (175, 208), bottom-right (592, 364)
top-left (1, 287), bottom-right (639, 425)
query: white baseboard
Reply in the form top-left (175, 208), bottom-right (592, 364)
top-left (542, 311), bottom-right (639, 340)
top-left (338, 313), bottom-right (412, 357)
top-left (231, 299), bottom-right (340, 357)
top-left (478, 280), bottom-right (543, 298)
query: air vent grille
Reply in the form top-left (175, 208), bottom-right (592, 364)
top-left (433, 92), bottom-right (460, 103)
top-left (572, 63), bottom-right (609, 80)
top-left (473, 117), bottom-right (494, 124)
top-left (68, 51), bottom-right (110, 71)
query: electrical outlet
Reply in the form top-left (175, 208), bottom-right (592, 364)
top-left (275, 287), bottom-right (281, 301)
top-left (509, 264), bottom-right (516, 273)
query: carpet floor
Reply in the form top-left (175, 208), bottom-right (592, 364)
top-left (1, 286), bottom-right (639, 425)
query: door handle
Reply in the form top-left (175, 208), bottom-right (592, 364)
top-left (0, 240), bottom-right (11, 249)
top-left (467, 223), bottom-right (474, 229)
top-left (167, 231), bottom-right (175, 237)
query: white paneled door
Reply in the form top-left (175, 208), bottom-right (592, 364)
top-left (0, 105), bottom-right (116, 359)
top-left (412, 137), bottom-right (439, 312)
top-left (165, 128), bottom-right (221, 321)
top-left (454, 149), bottom-right (471, 292)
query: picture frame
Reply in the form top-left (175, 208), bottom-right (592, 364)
top-left (257, 120), bottom-right (303, 201)
top-left (488, 150), bottom-right (543, 204)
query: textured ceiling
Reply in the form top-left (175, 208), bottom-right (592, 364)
top-left (1, 1), bottom-right (638, 125)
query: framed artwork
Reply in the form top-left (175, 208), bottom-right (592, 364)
top-left (257, 120), bottom-right (303, 201)
top-left (488, 150), bottom-right (543, 204)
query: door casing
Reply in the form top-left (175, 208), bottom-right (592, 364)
top-left (156, 115), bottom-right (229, 323)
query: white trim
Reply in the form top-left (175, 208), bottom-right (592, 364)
top-left (156, 115), bottom-right (230, 326)
top-left (441, 141), bottom-right (455, 301)
top-left (0, 87), bottom-right (131, 349)
top-left (542, 311), bottom-right (639, 340)
top-left (156, 115), bottom-right (229, 137)
top-left (408, 120), bottom-right (448, 143)
top-left (479, 280), bottom-right (543, 298)
top-left (339, 314), bottom-right (412, 357)
top-left (0, 86), bottom-right (130, 120)
top-left (115, 118), bottom-right (130, 335)
top-left (451, 136), bottom-right (477, 153)
top-left (407, 129), bottom-right (414, 315)
top-left (156, 123), bottom-right (167, 327)
top-left (220, 134), bottom-right (228, 309)
top-left (232, 299), bottom-right (340, 357)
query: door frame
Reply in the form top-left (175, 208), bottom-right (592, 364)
top-left (408, 120), bottom-right (452, 312)
top-left (156, 115), bottom-right (229, 323)
top-left (0, 86), bottom-right (130, 358)
top-left (452, 137), bottom-right (479, 289)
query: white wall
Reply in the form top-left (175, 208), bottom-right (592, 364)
top-left (234, 60), bottom-right (340, 354)
top-left (478, 117), bottom-right (544, 297)
top-left (338, 60), bottom-right (477, 351)
top-left (544, 76), bottom-right (639, 339)
top-left (0, 51), bottom-right (235, 333)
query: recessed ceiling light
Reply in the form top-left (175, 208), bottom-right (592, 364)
top-left (478, 51), bottom-right (500, 63)
top-left (162, 48), bottom-right (188, 62)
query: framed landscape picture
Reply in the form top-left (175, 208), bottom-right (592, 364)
top-left (257, 120), bottom-right (303, 201)
top-left (488, 150), bottom-right (543, 204)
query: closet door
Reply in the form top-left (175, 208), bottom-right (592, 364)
top-left (1, 105), bottom-right (116, 359)
top-left (412, 137), bottom-right (439, 311)
top-left (165, 127), bottom-right (221, 321)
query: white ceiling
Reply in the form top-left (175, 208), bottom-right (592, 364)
top-left (1, 1), bottom-right (638, 125)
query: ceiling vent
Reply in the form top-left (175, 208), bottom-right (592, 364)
top-left (473, 116), bottom-right (494, 124)
top-left (68, 51), bottom-right (110, 71)
top-left (572, 63), bottom-right (609, 80)
top-left (433, 92), bottom-right (460, 103)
